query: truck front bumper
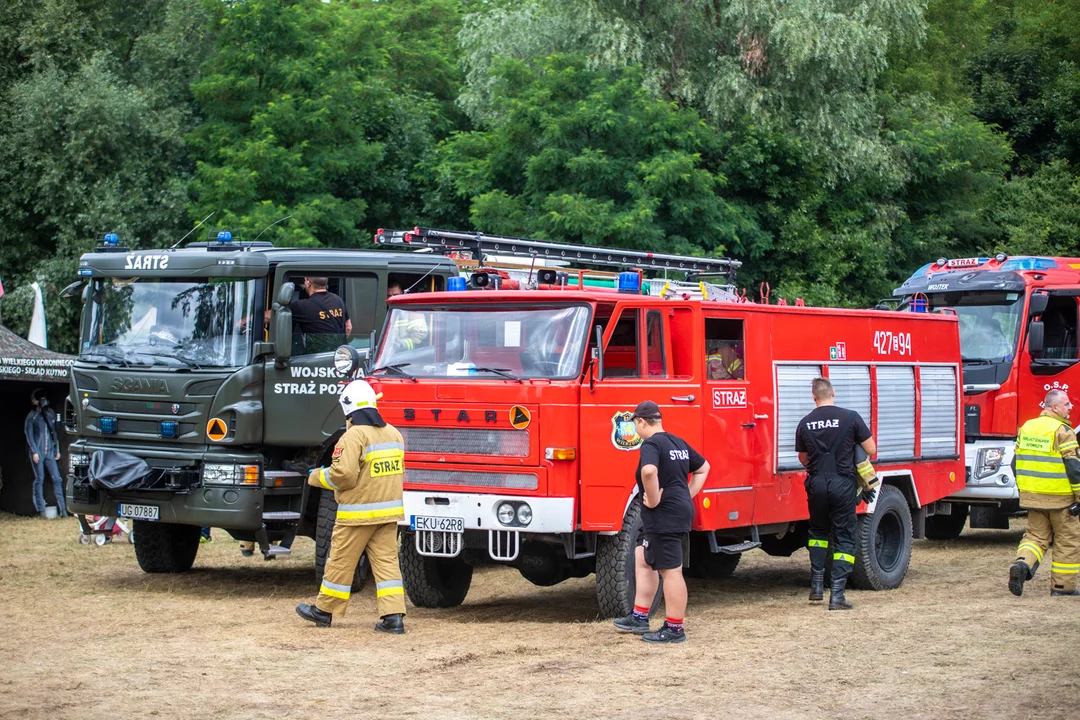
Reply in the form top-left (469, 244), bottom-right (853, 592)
top-left (67, 479), bottom-right (267, 530)
top-left (948, 439), bottom-right (1018, 504)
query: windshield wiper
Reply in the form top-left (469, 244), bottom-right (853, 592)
top-left (371, 363), bottom-right (417, 381)
top-left (470, 367), bottom-right (522, 382)
top-left (134, 351), bottom-right (201, 369)
top-left (961, 358), bottom-right (996, 365)
top-left (78, 346), bottom-right (132, 367)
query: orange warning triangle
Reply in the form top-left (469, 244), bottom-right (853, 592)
top-left (510, 406), bottom-right (531, 429)
top-left (207, 418), bottom-right (228, 441)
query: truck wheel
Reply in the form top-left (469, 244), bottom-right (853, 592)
top-left (399, 531), bottom-right (473, 608)
top-left (850, 485), bottom-right (913, 590)
top-left (687, 533), bottom-right (741, 579)
top-left (314, 491), bottom-right (369, 592)
top-left (132, 521), bottom-right (201, 573)
top-left (925, 503), bottom-right (969, 540)
top-left (595, 496), bottom-right (663, 618)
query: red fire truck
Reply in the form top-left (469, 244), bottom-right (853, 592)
top-left (894, 254), bottom-right (1080, 538)
top-left (359, 229), bottom-right (964, 616)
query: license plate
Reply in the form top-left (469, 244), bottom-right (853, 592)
top-left (411, 515), bottom-right (463, 533)
top-left (117, 503), bottom-right (159, 521)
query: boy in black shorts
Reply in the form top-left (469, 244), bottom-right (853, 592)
top-left (613, 400), bottom-right (710, 643)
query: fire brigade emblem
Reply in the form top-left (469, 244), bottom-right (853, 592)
top-left (611, 411), bottom-right (642, 451)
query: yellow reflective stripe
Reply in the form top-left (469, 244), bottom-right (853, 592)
top-left (1018, 542), bottom-right (1045, 562)
top-left (320, 580), bottom-right (351, 599)
top-left (833, 553), bottom-right (855, 564)
top-left (1051, 563), bottom-right (1080, 574)
top-left (808, 539), bottom-right (829, 548)
top-left (1059, 440), bottom-right (1079, 451)
top-left (337, 507), bottom-right (403, 520)
top-left (376, 579), bottom-right (405, 598)
top-left (317, 468), bottom-right (337, 491)
top-left (365, 448), bottom-right (405, 462)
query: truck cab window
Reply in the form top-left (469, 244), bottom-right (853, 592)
top-left (1042, 295), bottom-right (1079, 360)
top-left (282, 273), bottom-right (349, 355)
top-left (646, 310), bottom-right (666, 378)
top-left (603, 311), bottom-right (640, 378)
top-left (705, 318), bottom-right (745, 380)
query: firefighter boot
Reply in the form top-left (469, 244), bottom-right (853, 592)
top-left (1051, 587), bottom-right (1080, 596)
top-left (828, 578), bottom-right (853, 611)
top-left (296, 603), bottom-right (332, 628)
top-left (1009, 560), bottom-right (1031, 597)
top-left (375, 613), bottom-right (405, 635)
top-left (809, 569), bottom-right (825, 602)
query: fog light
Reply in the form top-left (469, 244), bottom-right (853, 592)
top-left (99, 416), bottom-right (117, 434)
top-left (516, 503), bottom-right (532, 526)
top-left (497, 502), bottom-right (515, 525)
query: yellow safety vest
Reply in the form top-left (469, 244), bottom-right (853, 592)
top-left (1015, 416), bottom-right (1075, 497)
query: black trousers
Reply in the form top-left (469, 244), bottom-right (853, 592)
top-left (806, 473), bottom-right (859, 582)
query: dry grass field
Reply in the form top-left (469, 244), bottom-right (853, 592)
top-left (1, 512), bottom-right (1078, 719)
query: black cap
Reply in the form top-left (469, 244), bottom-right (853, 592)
top-left (631, 400), bottom-right (662, 420)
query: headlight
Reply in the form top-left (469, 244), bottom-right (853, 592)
top-left (334, 345), bottom-right (362, 376)
top-left (516, 503), bottom-right (532, 526)
top-left (68, 453), bottom-right (89, 474)
top-left (203, 463), bottom-right (236, 486)
top-left (497, 502), bottom-right (516, 525)
top-left (974, 447), bottom-right (1005, 480)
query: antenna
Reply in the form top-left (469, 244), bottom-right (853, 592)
top-left (253, 215), bottom-right (293, 243)
top-left (170, 211), bottom-right (214, 250)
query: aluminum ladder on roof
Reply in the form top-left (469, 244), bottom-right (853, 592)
top-left (374, 227), bottom-right (741, 278)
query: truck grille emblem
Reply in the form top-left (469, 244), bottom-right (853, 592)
top-left (171, 403), bottom-right (180, 414)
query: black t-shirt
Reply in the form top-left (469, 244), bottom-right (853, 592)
top-left (290, 291), bottom-right (349, 335)
top-left (635, 432), bottom-right (706, 534)
top-left (794, 406), bottom-right (872, 477)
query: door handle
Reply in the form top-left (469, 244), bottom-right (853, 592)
top-left (754, 414), bottom-right (769, 419)
top-left (742, 422), bottom-right (757, 428)
top-left (671, 395), bottom-right (695, 402)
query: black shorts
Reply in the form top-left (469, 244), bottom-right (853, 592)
top-left (638, 532), bottom-right (688, 571)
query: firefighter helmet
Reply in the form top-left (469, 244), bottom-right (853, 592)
top-left (339, 379), bottom-right (381, 415)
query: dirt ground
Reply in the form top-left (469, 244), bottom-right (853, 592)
top-left (1, 513), bottom-right (1078, 719)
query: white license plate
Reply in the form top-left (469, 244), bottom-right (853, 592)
top-left (117, 503), bottom-right (159, 521)
top-left (411, 515), bottom-right (463, 533)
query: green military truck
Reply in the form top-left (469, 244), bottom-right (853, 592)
top-left (64, 233), bottom-right (457, 586)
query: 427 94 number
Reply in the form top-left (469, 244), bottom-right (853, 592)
top-left (873, 330), bottom-right (912, 357)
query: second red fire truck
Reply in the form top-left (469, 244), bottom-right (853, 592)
top-left (353, 229), bottom-right (964, 616)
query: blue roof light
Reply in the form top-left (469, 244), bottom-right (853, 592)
top-left (103, 233), bottom-right (119, 245)
top-left (217, 230), bottom-right (233, 244)
top-left (447, 276), bottom-right (467, 292)
top-left (617, 271), bottom-right (640, 294)
top-left (1000, 257), bottom-right (1058, 271)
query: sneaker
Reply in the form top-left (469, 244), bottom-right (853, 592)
top-left (1009, 561), bottom-right (1029, 597)
top-left (613, 614), bottom-right (651, 634)
top-left (200, 535), bottom-right (212, 544)
top-left (642, 625), bottom-right (686, 644)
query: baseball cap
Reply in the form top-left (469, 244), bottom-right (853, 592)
top-left (631, 400), bottom-right (662, 420)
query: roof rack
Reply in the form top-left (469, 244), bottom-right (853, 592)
top-left (374, 227), bottom-right (741, 278)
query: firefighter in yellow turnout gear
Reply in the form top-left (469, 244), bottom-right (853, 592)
top-left (296, 379), bottom-right (409, 631)
top-left (1009, 389), bottom-right (1080, 597)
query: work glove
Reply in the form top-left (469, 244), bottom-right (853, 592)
top-left (860, 488), bottom-right (877, 505)
top-left (1069, 502), bottom-right (1080, 517)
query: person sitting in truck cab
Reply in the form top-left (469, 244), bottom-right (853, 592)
top-left (387, 281), bottom-right (428, 351)
top-left (707, 342), bottom-right (744, 380)
top-left (264, 277), bottom-right (352, 355)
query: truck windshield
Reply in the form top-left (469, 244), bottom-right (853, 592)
top-left (926, 291), bottom-right (1023, 363)
top-left (81, 277), bottom-right (258, 368)
top-left (375, 304), bottom-right (591, 380)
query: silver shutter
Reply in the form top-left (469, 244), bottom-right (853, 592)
top-left (876, 365), bottom-right (916, 460)
top-left (829, 365), bottom-right (871, 429)
top-left (920, 366), bottom-right (959, 457)
top-left (777, 365), bottom-right (823, 471)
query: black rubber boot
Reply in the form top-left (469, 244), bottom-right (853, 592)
top-left (296, 603), bottom-right (332, 628)
top-left (375, 613), bottom-right (405, 635)
top-left (828, 578), bottom-right (853, 610)
top-left (1009, 560), bottom-right (1030, 597)
top-left (809, 569), bottom-right (825, 602)
top-left (1051, 587), bottom-right (1080, 596)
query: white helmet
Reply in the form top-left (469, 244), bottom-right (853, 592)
top-left (339, 379), bottom-right (381, 415)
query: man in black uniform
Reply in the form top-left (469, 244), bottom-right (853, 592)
top-left (613, 400), bottom-right (710, 643)
top-left (277, 276), bottom-right (352, 354)
top-left (795, 377), bottom-right (876, 610)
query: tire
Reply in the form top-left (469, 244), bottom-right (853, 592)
top-left (399, 531), bottom-right (473, 608)
top-left (924, 502), bottom-right (969, 540)
top-left (132, 521), bottom-right (201, 573)
top-left (850, 485), bottom-right (913, 590)
top-left (314, 490), bottom-right (369, 592)
top-left (686, 533), bottom-right (741, 579)
top-left (595, 496), bottom-right (663, 618)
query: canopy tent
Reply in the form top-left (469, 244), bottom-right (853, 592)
top-left (0, 325), bottom-right (74, 515)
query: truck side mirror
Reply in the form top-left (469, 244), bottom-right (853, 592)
top-left (366, 330), bottom-right (376, 374)
top-left (1028, 293), bottom-right (1049, 317)
top-left (60, 280), bottom-right (84, 298)
top-left (273, 283), bottom-right (296, 366)
top-left (1028, 320), bottom-right (1045, 358)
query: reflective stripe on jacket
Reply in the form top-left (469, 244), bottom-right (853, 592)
top-left (308, 422), bottom-right (405, 525)
top-left (1016, 415), bottom-right (1075, 497)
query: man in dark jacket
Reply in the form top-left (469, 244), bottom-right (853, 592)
top-left (24, 389), bottom-right (67, 518)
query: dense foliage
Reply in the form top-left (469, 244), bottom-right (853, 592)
top-left (0, 0), bottom-right (1077, 351)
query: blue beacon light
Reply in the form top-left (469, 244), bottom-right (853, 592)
top-left (103, 233), bottom-right (119, 246)
top-left (617, 271), bottom-right (640, 294)
top-left (217, 230), bottom-right (233, 244)
top-left (447, 276), bottom-right (467, 292)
